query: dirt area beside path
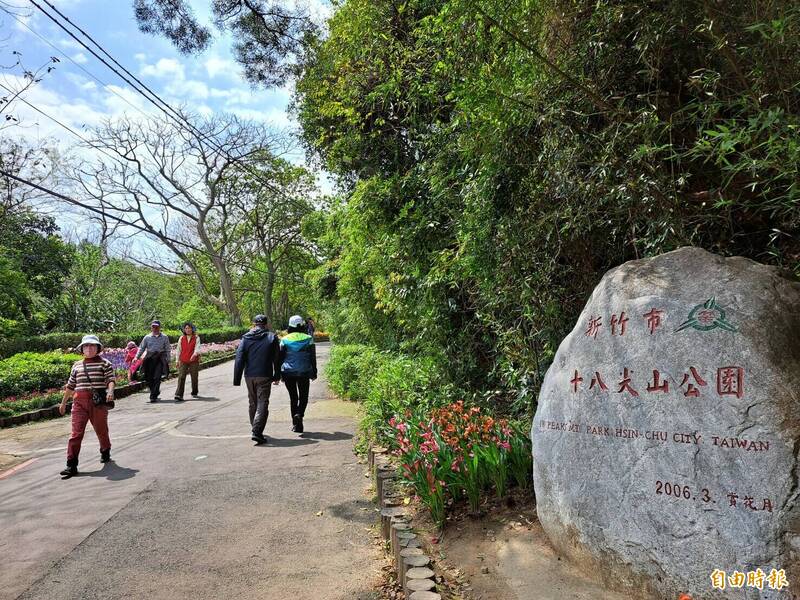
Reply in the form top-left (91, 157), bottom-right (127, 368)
top-left (417, 495), bottom-right (636, 600)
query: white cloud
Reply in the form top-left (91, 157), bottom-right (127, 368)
top-left (204, 57), bottom-right (238, 80)
top-left (140, 58), bottom-right (185, 79)
top-left (71, 52), bottom-right (88, 64)
top-left (134, 53), bottom-right (147, 62)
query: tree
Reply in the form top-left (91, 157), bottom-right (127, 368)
top-left (71, 111), bottom-right (302, 326)
top-left (227, 153), bottom-right (318, 325)
top-left (132, 0), bottom-right (318, 86)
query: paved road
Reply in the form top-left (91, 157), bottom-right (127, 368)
top-left (0, 343), bottom-right (381, 600)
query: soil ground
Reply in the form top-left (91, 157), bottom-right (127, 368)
top-left (413, 493), bottom-right (638, 600)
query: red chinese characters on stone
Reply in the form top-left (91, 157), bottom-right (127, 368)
top-left (610, 312), bottom-right (628, 336)
top-left (646, 370), bottom-right (669, 393)
top-left (717, 366), bottom-right (744, 399)
top-left (643, 308), bottom-right (664, 335)
top-left (570, 370), bottom-right (583, 393)
top-left (680, 367), bottom-right (708, 397)
top-left (585, 316), bottom-right (602, 339)
top-left (617, 368), bottom-right (640, 397)
top-left (590, 371), bottom-right (609, 392)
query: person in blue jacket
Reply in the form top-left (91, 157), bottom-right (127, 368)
top-left (279, 315), bottom-right (317, 433)
top-left (233, 314), bottom-right (281, 444)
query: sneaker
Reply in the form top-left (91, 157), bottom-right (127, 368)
top-left (295, 418), bottom-right (304, 434)
top-left (190, 392), bottom-right (199, 398)
top-left (174, 397), bottom-right (184, 402)
top-left (100, 449), bottom-right (111, 463)
top-left (149, 398), bottom-right (159, 403)
top-left (60, 465), bottom-right (78, 478)
top-left (251, 433), bottom-right (267, 444)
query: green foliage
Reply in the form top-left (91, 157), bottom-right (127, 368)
top-left (326, 343), bottom-right (454, 445)
top-left (299, 0), bottom-right (800, 418)
top-left (0, 351), bottom-right (82, 397)
top-left (0, 327), bottom-right (247, 359)
top-left (0, 391), bottom-right (62, 418)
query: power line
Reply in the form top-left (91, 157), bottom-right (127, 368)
top-left (0, 79), bottom-right (130, 166)
top-left (0, 4), bottom-right (155, 122)
top-left (0, 167), bottom-right (196, 252)
top-left (31, 0), bottom-right (305, 203)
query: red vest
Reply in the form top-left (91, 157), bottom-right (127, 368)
top-left (180, 335), bottom-right (199, 363)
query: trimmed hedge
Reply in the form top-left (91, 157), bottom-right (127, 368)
top-left (0, 351), bottom-right (82, 398)
top-left (0, 327), bottom-right (248, 358)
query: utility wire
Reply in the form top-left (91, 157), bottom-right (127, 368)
top-left (0, 168), bottom-right (198, 252)
top-left (0, 5), bottom-right (156, 122)
top-left (32, 0), bottom-right (294, 201)
top-left (0, 79), bottom-right (131, 166)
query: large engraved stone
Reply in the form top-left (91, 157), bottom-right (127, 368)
top-left (532, 247), bottom-right (800, 599)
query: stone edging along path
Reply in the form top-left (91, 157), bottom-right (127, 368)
top-left (369, 446), bottom-right (444, 600)
top-left (0, 353), bottom-right (236, 429)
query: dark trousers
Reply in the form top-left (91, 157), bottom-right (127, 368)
top-left (284, 376), bottom-right (310, 419)
top-left (175, 361), bottom-right (199, 399)
top-left (245, 377), bottom-right (272, 435)
top-left (143, 356), bottom-right (163, 400)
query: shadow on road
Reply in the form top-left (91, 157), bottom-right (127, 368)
top-left (326, 498), bottom-right (378, 525)
top-left (299, 431), bottom-right (353, 442)
top-left (83, 462), bottom-right (139, 481)
top-left (186, 396), bottom-right (221, 402)
top-left (257, 437), bottom-right (317, 448)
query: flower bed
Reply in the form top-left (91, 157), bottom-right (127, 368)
top-left (390, 401), bottom-right (532, 528)
top-left (0, 327), bottom-right (248, 359)
top-left (0, 340), bottom-right (240, 420)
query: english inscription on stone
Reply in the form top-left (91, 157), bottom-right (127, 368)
top-left (532, 247), bottom-right (799, 599)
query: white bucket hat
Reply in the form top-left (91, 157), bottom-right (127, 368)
top-left (288, 315), bottom-right (305, 327)
top-left (75, 334), bottom-right (103, 352)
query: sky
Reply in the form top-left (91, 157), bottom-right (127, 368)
top-left (0, 0), bottom-right (332, 190)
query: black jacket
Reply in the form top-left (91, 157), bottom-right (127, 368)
top-left (233, 328), bottom-right (281, 385)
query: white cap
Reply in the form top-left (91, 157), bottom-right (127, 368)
top-left (75, 334), bottom-right (103, 352)
top-left (288, 315), bottom-right (305, 327)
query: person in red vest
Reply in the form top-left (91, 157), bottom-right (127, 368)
top-left (174, 322), bottom-right (201, 402)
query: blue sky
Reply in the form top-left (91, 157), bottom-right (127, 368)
top-left (1, 0), bottom-right (330, 174)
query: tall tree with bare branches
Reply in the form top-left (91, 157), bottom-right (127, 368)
top-left (71, 111), bottom-right (296, 326)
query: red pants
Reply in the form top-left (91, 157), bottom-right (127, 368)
top-left (67, 394), bottom-right (111, 463)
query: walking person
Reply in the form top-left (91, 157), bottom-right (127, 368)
top-left (58, 335), bottom-right (115, 478)
top-left (136, 320), bottom-right (171, 403)
top-left (305, 317), bottom-right (316, 338)
top-left (174, 322), bottom-right (201, 402)
top-left (233, 315), bottom-right (281, 444)
top-left (279, 315), bottom-right (317, 434)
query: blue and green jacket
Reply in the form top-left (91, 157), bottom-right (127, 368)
top-left (279, 332), bottom-right (317, 379)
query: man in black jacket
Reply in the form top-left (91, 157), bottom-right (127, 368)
top-left (233, 315), bottom-right (281, 444)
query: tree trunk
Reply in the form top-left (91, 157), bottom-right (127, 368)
top-left (213, 256), bottom-right (241, 326)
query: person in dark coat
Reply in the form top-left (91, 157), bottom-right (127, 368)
top-left (279, 315), bottom-right (317, 434)
top-left (233, 315), bottom-right (281, 444)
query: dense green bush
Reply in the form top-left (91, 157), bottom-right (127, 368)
top-left (0, 327), bottom-right (248, 359)
top-left (0, 352), bottom-right (82, 398)
top-left (326, 344), bottom-right (454, 445)
top-left (299, 0), bottom-right (800, 419)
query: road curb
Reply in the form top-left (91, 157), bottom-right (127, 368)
top-left (0, 353), bottom-right (236, 429)
top-left (368, 446), bottom-right (441, 600)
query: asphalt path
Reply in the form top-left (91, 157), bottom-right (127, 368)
top-left (0, 343), bottom-right (382, 600)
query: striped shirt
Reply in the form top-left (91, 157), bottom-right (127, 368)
top-left (65, 358), bottom-right (114, 392)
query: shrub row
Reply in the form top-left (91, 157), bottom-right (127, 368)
top-left (0, 352), bottom-right (82, 398)
top-left (0, 327), bottom-right (248, 358)
top-left (326, 344), bottom-right (454, 447)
